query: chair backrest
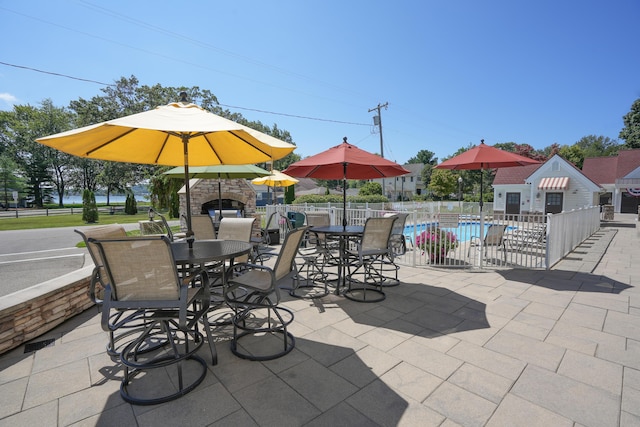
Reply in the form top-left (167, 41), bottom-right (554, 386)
top-left (360, 216), bottom-right (396, 252)
top-left (385, 212), bottom-right (409, 256)
top-left (75, 224), bottom-right (127, 284)
top-left (91, 236), bottom-right (180, 302)
top-left (305, 212), bottom-right (331, 246)
top-left (217, 217), bottom-right (256, 263)
top-left (144, 208), bottom-right (176, 241)
top-left (484, 224), bottom-right (508, 245)
top-left (306, 212), bottom-right (330, 227)
top-left (386, 212), bottom-right (409, 235)
top-left (191, 215), bottom-right (216, 240)
top-left (273, 227), bottom-right (308, 281)
top-left (263, 211), bottom-right (282, 230)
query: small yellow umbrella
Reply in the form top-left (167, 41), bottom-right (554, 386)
top-left (252, 170), bottom-right (299, 204)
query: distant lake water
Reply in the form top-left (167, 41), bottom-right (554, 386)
top-left (53, 195), bottom-right (148, 204)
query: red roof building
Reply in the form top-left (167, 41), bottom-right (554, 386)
top-left (582, 149), bottom-right (640, 213)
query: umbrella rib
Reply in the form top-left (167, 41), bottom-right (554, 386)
top-left (228, 131), bottom-right (273, 158)
top-left (86, 128), bottom-right (137, 156)
top-left (154, 132), bottom-right (172, 164)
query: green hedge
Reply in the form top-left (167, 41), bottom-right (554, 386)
top-left (292, 194), bottom-right (389, 204)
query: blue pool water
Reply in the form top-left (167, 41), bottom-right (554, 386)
top-left (403, 222), bottom-right (513, 243)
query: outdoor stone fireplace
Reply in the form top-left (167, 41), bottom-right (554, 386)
top-left (178, 178), bottom-right (261, 237)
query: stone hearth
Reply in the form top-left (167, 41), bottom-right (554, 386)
top-left (178, 178), bottom-right (261, 238)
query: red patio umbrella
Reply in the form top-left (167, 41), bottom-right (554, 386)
top-left (435, 139), bottom-right (541, 210)
top-left (284, 137), bottom-right (410, 227)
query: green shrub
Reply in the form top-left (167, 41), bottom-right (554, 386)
top-left (169, 192), bottom-right (179, 218)
top-left (124, 193), bottom-right (138, 215)
top-left (292, 194), bottom-right (389, 204)
top-left (82, 190), bottom-right (99, 223)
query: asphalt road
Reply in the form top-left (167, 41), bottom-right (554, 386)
top-left (0, 224), bottom-right (139, 298)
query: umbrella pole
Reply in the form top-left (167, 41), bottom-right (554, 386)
top-left (182, 135), bottom-right (194, 245)
top-left (342, 163), bottom-right (347, 229)
top-left (479, 168), bottom-right (484, 268)
top-left (218, 175), bottom-right (223, 220)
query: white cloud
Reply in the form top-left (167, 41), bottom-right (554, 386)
top-left (0, 92), bottom-right (18, 109)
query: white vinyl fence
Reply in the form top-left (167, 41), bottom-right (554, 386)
top-left (546, 206), bottom-right (600, 268)
top-left (258, 203), bottom-right (601, 270)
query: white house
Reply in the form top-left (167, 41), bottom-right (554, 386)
top-left (370, 163), bottom-right (422, 201)
top-left (492, 154), bottom-right (601, 215)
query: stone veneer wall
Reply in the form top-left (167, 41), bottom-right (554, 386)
top-left (179, 178), bottom-right (262, 237)
top-left (0, 267), bottom-right (94, 355)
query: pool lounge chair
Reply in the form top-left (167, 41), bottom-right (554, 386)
top-left (505, 224), bottom-right (547, 251)
top-left (468, 224), bottom-right (508, 262)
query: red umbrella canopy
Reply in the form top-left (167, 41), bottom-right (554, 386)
top-left (435, 140), bottom-right (541, 170)
top-left (283, 137), bottom-right (410, 179)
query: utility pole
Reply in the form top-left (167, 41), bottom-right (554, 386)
top-left (369, 102), bottom-right (388, 198)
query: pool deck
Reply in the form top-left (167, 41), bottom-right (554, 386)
top-left (0, 214), bottom-right (639, 426)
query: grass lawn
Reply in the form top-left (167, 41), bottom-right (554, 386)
top-left (0, 212), bottom-right (154, 231)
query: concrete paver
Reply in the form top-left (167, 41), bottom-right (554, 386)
top-left (1, 214), bottom-right (639, 426)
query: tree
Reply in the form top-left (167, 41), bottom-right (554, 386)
top-left (407, 149), bottom-right (437, 165)
top-left (494, 142), bottom-right (547, 161)
top-left (82, 189), bottom-right (98, 223)
top-left (358, 182), bottom-right (382, 196)
top-left (428, 169), bottom-right (457, 199)
top-left (420, 164), bottom-right (435, 190)
top-left (124, 190), bottom-right (138, 215)
top-left (575, 135), bottom-right (619, 158)
top-left (620, 98), bottom-right (640, 149)
top-left (558, 145), bottom-right (585, 168)
top-left (98, 161), bottom-right (136, 205)
top-left (0, 153), bottom-right (21, 208)
top-left (284, 186), bottom-right (295, 204)
top-left (4, 101), bottom-right (71, 207)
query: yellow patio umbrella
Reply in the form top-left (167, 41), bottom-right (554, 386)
top-left (36, 93), bottom-right (296, 238)
top-left (252, 170), bottom-right (299, 204)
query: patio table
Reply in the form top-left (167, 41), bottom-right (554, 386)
top-left (309, 225), bottom-right (364, 295)
top-left (171, 239), bottom-right (252, 282)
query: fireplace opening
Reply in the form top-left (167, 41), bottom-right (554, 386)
top-left (201, 199), bottom-right (245, 217)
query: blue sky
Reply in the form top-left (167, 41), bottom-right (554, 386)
top-left (1, 0), bottom-right (639, 164)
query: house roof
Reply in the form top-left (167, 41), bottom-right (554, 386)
top-left (493, 154), bottom-right (600, 190)
top-left (493, 163), bottom-right (542, 185)
top-left (582, 149), bottom-right (640, 185)
top-left (401, 163), bottom-right (424, 174)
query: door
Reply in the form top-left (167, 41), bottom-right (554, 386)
top-left (621, 191), bottom-right (640, 213)
top-left (505, 192), bottom-right (521, 217)
top-left (545, 192), bottom-right (563, 214)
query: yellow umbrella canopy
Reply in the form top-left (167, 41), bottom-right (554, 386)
top-left (36, 94), bottom-right (296, 238)
top-left (252, 170), bottom-right (299, 205)
top-left (36, 101), bottom-right (295, 166)
top-left (251, 170), bottom-right (299, 187)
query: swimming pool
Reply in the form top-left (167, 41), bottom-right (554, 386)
top-left (403, 222), bottom-right (514, 243)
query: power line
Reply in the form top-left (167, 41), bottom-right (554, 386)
top-left (0, 61), bottom-right (369, 126)
top-left (0, 61), bottom-right (113, 86)
top-left (219, 103), bottom-right (369, 126)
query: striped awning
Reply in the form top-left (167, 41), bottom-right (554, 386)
top-left (538, 177), bottom-right (569, 190)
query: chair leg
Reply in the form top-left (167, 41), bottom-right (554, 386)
top-left (230, 304), bottom-right (295, 361)
top-left (344, 256), bottom-right (386, 303)
top-left (119, 318), bottom-right (207, 405)
top-left (291, 254), bottom-right (329, 299)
